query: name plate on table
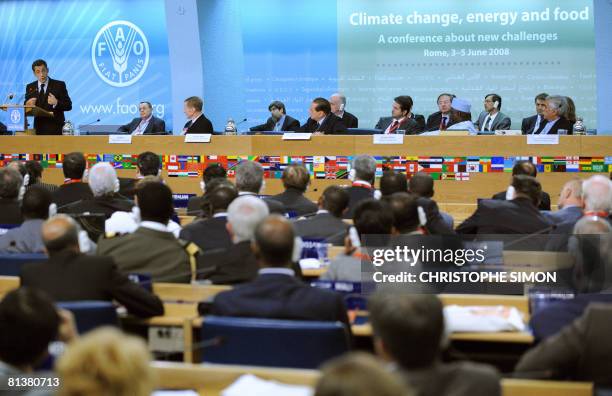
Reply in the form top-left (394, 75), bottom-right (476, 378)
top-left (282, 133), bottom-right (312, 140)
top-left (184, 134), bottom-right (211, 143)
top-left (108, 135), bottom-right (132, 144)
top-left (527, 135), bottom-right (559, 145)
top-left (373, 134), bottom-right (404, 144)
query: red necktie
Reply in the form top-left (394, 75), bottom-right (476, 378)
top-left (440, 116), bottom-right (448, 131)
top-left (388, 120), bottom-right (400, 134)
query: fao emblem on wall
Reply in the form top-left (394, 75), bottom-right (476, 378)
top-left (91, 20), bottom-right (149, 87)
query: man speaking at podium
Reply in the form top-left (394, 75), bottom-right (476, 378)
top-left (24, 59), bottom-right (72, 135)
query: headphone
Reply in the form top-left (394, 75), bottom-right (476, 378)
top-left (18, 174), bottom-right (30, 201)
top-left (493, 101), bottom-right (499, 110)
top-left (48, 203), bottom-right (57, 218)
top-left (505, 185), bottom-right (516, 201)
top-left (291, 236), bottom-right (303, 263)
top-left (83, 168), bottom-right (89, 181)
top-left (200, 180), bottom-right (206, 193)
top-left (339, 103), bottom-right (345, 112)
top-left (348, 226), bottom-right (361, 248)
top-left (417, 206), bottom-right (428, 227)
top-left (113, 178), bottom-right (120, 193)
top-left (348, 168), bottom-right (356, 182)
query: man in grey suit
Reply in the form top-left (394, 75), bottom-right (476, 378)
top-left (370, 293), bottom-right (501, 396)
top-left (544, 179), bottom-right (584, 225)
top-left (0, 187), bottom-right (51, 253)
top-left (293, 185), bottom-right (350, 245)
top-left (474, 93), bottom-right (511, 132)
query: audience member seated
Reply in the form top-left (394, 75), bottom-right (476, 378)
top-left (344, 155), bottom-right (377, 219)
top-left (582, 175), bottom-right (612, 221)
top-left (409, 172), bottom-right (454, 229)
top-left (379, 171), bottom-right (408, 197)
top-left (299, 97), bottom-right (348, 135)
top-left (375, 96), bottom-right (421, 134)
top-left (293, 185), bottom-right (350, 246)
top-left (56, 327), bottom-right (155, 396)
top-left (200, 215), bottom-right (349, 327)
top-left (271, 164), bottom-right (317, 217)
top-left (197, 195), bottom-right (268, 284)
top-left (322, 199), bottom-right (392, 282)
top-left (60, 162), bottom-right (133, 219)
top-left (369, 292), bottom-right (501, 396)
top-left (25, 160), bottom-right (58, 193)
top-left (0, 187), bottom-right (51, 253)
top-left (532, 217), bottom-right (612, 340)
top-left (330, 93), bottom-right (359, 129)
top-left (492, 160), bottom-right (552, 211)
top-left (315, 352), bottom-right (413, 396)
top-left (385, 192), bottom-right (423, 235)
top-left (544, 178), bottom-right (583, 225)
top-left (426, 93), bottom-right (455, 131)
top-left (187, 163), bottom-right (227, 216)
top-left (21, 215), bottom-right (163, 318)
top-left (98, 182), bottom-right (197, 283)
top-left (51, 152), bottom-right (93, 207)
top-left (118, 151), bottom-right (161, 199)
top-left (180, 181), bottom-right (236, 253)
top-left (457, 175), bottom-right (552, 235)
top-left (515, 304), bottom-right (612, 386)
top-left (249, 100), bottom-right (300, 132)
top-left (0, 167), bottom-right (24, 226)
top-left (235, 160), bottom-right (285, 214)
top-left (0, 288), bottom-right (77, 380)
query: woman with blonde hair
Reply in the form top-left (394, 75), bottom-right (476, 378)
top-left (315, 352), bottom-right (413, 396)
top-left (56, 327), bottom-right (154, 396)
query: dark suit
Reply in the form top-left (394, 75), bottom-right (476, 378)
top-left (239, 192), bottom-right (286, 215)
top-left (339, 111), bottom-right (358, 129)
top-left (293, 212), bottom-right (350, 246)
top-left (533, 116), bottom-right (573, 135)
top-left (456, 197), bottom-right (552, 235)
top-left (492, 190), bottom-right (552, 211)
top-left (299, 114), bottom-right (347, 134)
top-left (117, 116), bottom-right (166, 135)
top-left (375, 117), bottom-right (420, 135)
top-left (117, 178), bottom-right (137, 199)
top-left (179, 215), bottom-right (232, 253)
top-left (250, 115), bottom-right (300, 132)
top-left (399, 361), bottom-right (501, 396)
top-left (272, 188), bottom-right (317, 217)
top-left (0, 199), bottom-right (23, 226)
top-left (521, 114), bottom-right (543, 135)
top-left (203, 272), bottom-right (349, 327)
top-left (20, 251), bottom-right (164, 318)
top-left (343, 185), bottom-right (374, 219)
top-left (516, 303), bottom-right (612, 385)
top-left (197, 241), bottom-right (258, 284)
top-left (184, 114), bottom-right (214, 134)
top-left (52, 182), bottom-right (94, 208)
top-left (410, 113), bottom-right (426, 132)
top-left (543, 206), bottom-right (583, 225)
top-left (0, 121), bottom-right (6, 133)
top-left (59, 194), bottom-right (134, 219)
top-left (25, 78), bottom-right (72, 135)
top-left (425, 111), bottom-right (454, 131)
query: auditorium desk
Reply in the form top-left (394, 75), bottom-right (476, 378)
top-left (152, 361), bottom-right (594, 396)
top-left (1, 135), bottom-right (609, 205)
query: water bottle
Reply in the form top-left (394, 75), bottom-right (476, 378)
top-left (62, 121), bottom-right (75, 136)
top-left (224, 118), bottom-right (236, 135)
top-left (573, 117), bottom-right (586, 135)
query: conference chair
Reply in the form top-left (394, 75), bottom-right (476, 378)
top-left (0, 253), bottom-right (47, 276)
top-left (200, 316), bottom-right (350, 369)
top-left (57, 300), bottom-right (119, 334)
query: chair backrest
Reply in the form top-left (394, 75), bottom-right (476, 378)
top-left (0, 253), bottom-right (47, 276)
top-left (56, 301), bottom-right (118, 334)
top-left (200, 316), bottom-right (350, 369)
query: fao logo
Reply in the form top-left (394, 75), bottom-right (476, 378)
top-left (91, 20), bottom-right (149, 87)
top-left (10, 109), bottom-right (21, 124)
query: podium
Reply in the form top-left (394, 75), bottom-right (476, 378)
top-left (0, 104), bottom-right (53, 134)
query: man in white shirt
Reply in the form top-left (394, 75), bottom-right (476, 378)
top-left (117, 101), bottom-right (166, 135)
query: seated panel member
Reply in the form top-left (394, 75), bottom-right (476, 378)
top-left (299, 97), bottom-right (348, 135)
top-left (521, 93), bottom-right (548, 134)
top-left (250, 101), bottom-right (300, 132)
top-left (330, 93), bottom-right (358, 128)
top-left (473, 93), bottom-right (511, 132)
top-left (183, 96), bottom-right (213, 134)
top-left (24, 59), bottom-right (72, 135)
top-left (117, 101), bottom-right (165, 135)
top-left (533, 95), bottom-right (574, 135)
top-left (375, 96), bottom-right (420, 134)
top-left (446, 98), bottom-right (477, 135)
top-left (426, 93), bottom-right (456, 131)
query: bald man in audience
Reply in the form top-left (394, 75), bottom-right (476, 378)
top-left (21, 215), bottom-right (163, 318)
top-left (370, 293), bottom-right (501, 396)
top-left (271, 164), bottom-right (317, 217)
top-left (200, 215), bottom-right (349, 327)
top-left (544, 179), bottom-right (583, 225)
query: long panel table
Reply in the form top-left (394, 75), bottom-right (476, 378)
top-left (1, 135), bottom-right (609, 204)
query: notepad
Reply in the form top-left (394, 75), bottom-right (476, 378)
top-left (222, 374), bottom-right (313, 396)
